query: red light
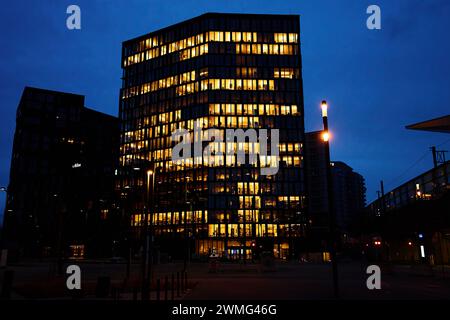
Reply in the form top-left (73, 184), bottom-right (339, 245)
top-left (408, 241), bottom-right (412, 246)
top-left (374, 241), bottom-right (381, 246)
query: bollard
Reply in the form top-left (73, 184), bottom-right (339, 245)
top-left (165, 275), bottom-right (168, 301)
top-left (171, 273), bottom-right (175, 300)
top-left (177, 272), bottom-right (180, 297)
top-left (96, 276), bottom-right (111, 298)
top-left (133, 287), bottom-right (138, 301)
top-left (142, 282), bottom-right (149, 301)
top-left (1, 270), bottom-right (14, 299)
top-left (156, 278), bottom-right (160, 301)
top-left (181, 271), bottom-right (185, 293)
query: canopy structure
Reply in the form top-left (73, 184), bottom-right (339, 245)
top-left (406, 115), bottom-right (450, 134)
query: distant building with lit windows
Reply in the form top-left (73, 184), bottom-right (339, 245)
top-left (2, 87), bottom-right (119, 260)
top-left (305, 131), bottom-right (366, 242)
top-left (118, 13), bottom-right (307, 260)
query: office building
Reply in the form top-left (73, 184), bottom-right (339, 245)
top-left (2, 87), bottom-right (119, 260)
top-left (118, 13), bottom-right (306, 260)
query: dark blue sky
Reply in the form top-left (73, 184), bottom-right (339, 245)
top-left (1, 0), bottom-right (450, 220)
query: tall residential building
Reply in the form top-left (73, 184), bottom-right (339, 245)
top-left (2, 87), bottom-right (119, 260)
top-left (304, 131), bottom-right (329, 248)
top-left (331, 161), bottom-right (366, 233)
top-left (118, 13), bottom-right (306, 260)
top-left (305, 132), bottom-right (366, 239)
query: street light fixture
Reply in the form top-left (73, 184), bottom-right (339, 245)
top-left (321, 100), bottom-right (339, 299)
top-left (321, 100), bottom-right (328, 117)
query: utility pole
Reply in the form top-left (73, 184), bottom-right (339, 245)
top-left (431, 146), bottom-right (438, 168)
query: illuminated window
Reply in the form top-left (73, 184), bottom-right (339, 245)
top-left (288, 33), bottom-right (298, 43)
top-left (274, 68), bottom-right (295, 79)
top-left (228, 224), bottom-right (239, 237)
top-left (274, 33), bottom-right (287, 43)
top-left (69, 245), bottom-right (85, 259)
top-left (199, 68), bottom-right (208, 78)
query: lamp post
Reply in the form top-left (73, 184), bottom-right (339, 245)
top-left (184, 175), bottom-right (192, 272)
top-left (0, 187), bottom-right (7, 216)
top-left (141, 167), bottom-right (156, 296)
top-left (321, 100), bottom-right (339, 298)
top-left (147, 167), bottom-right (156, 286)
top-left (0, 187), bottom-right (7, 267)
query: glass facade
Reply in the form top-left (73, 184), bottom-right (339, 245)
top-left (118, 13), bottom-right (306, 260)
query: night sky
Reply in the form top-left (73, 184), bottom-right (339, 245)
top-left (1, 0), bottom-right (450, 222)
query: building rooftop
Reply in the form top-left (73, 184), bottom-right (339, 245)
top-left (123, 12), bottom-right (301, 44)
top-left (406, 115), bottom-right (450, 134)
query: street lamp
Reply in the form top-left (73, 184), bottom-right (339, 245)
top-left (147, 168), bottom-right (156, 282)
top-left (184, 175), bottom-right (192, 271)
top-left (0, 187), bottom-right (8, 214)
top-left (321, 100), bottom-right (339, 298)
top-left (142, 166), bottom-right (156, 299)
top-left (321, 100), bottom-right (328, 117)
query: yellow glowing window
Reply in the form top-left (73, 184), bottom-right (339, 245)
top-left (271, 45), bottom-right (279, 55)
top-left (200, 68), bottom-right (208, 78)
top-left (256, 224), bottom-right (266, 237)
top-left (274, 33), bottom-right (287, 43)
top-left (252, 44), bottom-right (261, 54)
top-left (274, 68), bottom-right (295, 79)
top-left (242, 32), bottom-right (252, 42)
top-left (289, 33), bottom-right (298, 43)
top-left (232, 32), bottom-right (241, 42)
top-left (267, 224), bottom-right (278, 237)
top-left (245, 225), bottom-right (253, 236)
top-left (208, 224), bottom-right (219, 237)
top-left (228, 224), bottom-right (239, 237)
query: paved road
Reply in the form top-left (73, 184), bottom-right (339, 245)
top-left (184, 263), bottom-right (450, 300)
top-left (2, 260), bottom-right (450, 299)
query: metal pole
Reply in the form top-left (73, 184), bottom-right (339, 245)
top-left (126, 246), bottom-right (131, 278)
top-left (171, 273), bottom-right (175, 300)
top-left (322, 100), bottom-right (339, 299)
top-left (165, 275), bottom-right (168, 301)
top-left (177, 271), bottom-right (180, 297)
top-left (181, 270), bottom-right (185, 293)
top-left (156, 278), bottom-right (160, 301)
top-left (141, 168), bottom-right (151, 300)
top-left (184, 176), bottom-right (188, 272)
top-left (147, 167), bottom-right (156, 289)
